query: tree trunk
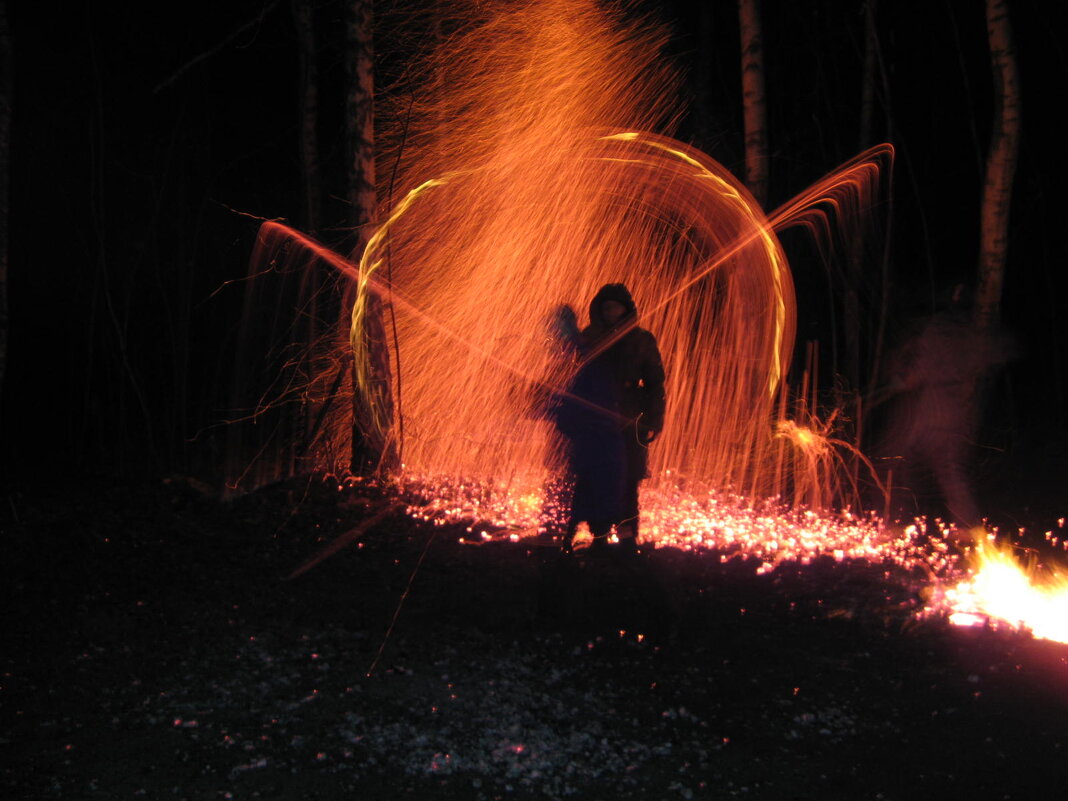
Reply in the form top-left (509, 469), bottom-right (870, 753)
top-left (0, 0), bottom-right (10, 406)
top-left (345, 0), bottom-right (394, 474)
top-left (692, 5), bottom-right (719, 156)
top-left (858, 0), bottom-right (878, 152)
top-left (843, 0), bottom-right (879, 396)
top-left (291, 0), bottom-right (325, 461)
top-left (346, 1), bottom-right (375, 242)
top-left (738, 0), bottom-right (768, 209)
top-left (975, 0), bottom-right (1020, 328)
top-left (292, 0), bottom-right (321, 236)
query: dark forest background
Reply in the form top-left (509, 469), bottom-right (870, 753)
top-left (2, 1), bottom-right (1065, 511)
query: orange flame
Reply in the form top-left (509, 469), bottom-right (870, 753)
top-left (943, 535), bottom-right (1068, 644)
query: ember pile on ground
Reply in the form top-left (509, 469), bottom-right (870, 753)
top-left (4, 476), bottom-right (1067, 800)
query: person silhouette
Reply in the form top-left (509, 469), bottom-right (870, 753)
top-left (580, 284), bottom-right (666, 554)
top-left (546, 304), bottom-right (625, 554)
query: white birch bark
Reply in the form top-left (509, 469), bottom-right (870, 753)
top-left (738, 0), bottom-right (768, 209)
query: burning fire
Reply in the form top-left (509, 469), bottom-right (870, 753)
top-left (938, 532), bottom-right (1068, 644)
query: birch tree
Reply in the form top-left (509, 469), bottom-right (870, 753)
top-left (738, 0), bottom-right (768, 209)
top-left (346, 0), bottom-right (395, 473)
top-left (975, 0), bottom-right (1020, 328)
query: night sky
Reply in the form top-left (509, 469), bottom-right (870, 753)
top-left (4, 1), bottom-right (1066, 502)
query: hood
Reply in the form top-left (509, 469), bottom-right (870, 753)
top-left (588, 283), bottom-right (638, 328)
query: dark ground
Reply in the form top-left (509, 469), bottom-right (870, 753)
top-left (3, 475), bottom-right (1068, 800)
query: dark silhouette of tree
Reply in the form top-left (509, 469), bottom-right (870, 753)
top-left (844, 0), bottom-right (879, 398)
top-left (0, 0), bottom-right (9, 407)
top-left (346, 0), bottom-right (395, 474)
top-left (293, 0), bottom-right (322, 236)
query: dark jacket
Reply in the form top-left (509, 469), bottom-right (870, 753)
top-left (582, 283), bottom-right (666, 438)
top-left (547, 305), bottom-right (626, 525)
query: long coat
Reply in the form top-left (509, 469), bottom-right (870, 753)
top-left (582, 283), bottom-right (667, 482)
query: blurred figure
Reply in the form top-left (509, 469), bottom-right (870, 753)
top-left (879, 285), bottom-right (1014, 533)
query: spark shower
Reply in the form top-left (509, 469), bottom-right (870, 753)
top-left (251, 0), bottom-right (888, 503)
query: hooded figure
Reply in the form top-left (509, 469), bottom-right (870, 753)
top-left (581, 283), bottom-right (667, 548)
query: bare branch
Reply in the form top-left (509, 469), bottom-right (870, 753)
top-left (153, 0), bottom-right (282, 94)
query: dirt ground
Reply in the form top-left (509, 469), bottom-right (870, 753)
top-left (3, 475), bottom-right (1068, 800)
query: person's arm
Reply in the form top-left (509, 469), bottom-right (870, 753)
top-left (640, 332), bottom-right (666, 441)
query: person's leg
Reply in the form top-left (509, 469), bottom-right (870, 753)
top-left (617, 479), bottom-right (640, 540)
top-left (618, 427), bottom-right (645, 548)
top-left (560, 519), bottom-right (577, 555)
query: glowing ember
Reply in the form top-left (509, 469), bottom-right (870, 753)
top-left (398, 471), bottom-right (954, 579)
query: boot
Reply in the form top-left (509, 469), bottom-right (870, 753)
top-left (588, 522), bottom-right (611, 554)
top-left (560, 525), bottom-right (576, 557)
top-left (588, 534), bottom-right (610, 554)
top-left (616, 520), bottom-right (641, 557)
